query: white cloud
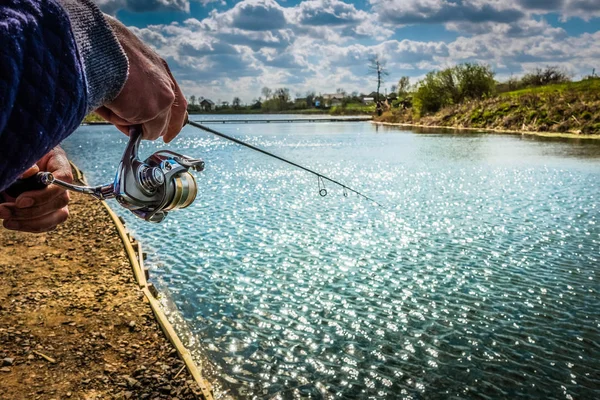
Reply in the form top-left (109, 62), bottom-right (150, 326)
top-left (370, 0), bottom-right (525, 25)
top-left (111, 0), bottom-right (599, 102)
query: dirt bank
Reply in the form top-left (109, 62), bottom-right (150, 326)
top-left (0, 193), bottom-right (206, 399)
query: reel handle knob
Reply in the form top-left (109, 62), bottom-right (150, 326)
top-left (3, 173), bottom-right (51, 200)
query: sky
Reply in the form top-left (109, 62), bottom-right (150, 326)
top-left (94, 0), bottom-right (600, 103)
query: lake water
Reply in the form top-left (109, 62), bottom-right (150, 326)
top-left (62, 117), bottom-right (600, 399)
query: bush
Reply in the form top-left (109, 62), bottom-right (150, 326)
top-left (413, 63), bottom-right (495, 116)
top-left (521, 66), bottom-right (571, 88)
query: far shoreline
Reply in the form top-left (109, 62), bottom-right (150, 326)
top-left (79, 117), bottom-right (600, 140)
top-left (372, 121), bottom-right (600, 140)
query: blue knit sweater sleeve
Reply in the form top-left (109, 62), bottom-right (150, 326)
top-left (0, 0), bottom-right (128, 192)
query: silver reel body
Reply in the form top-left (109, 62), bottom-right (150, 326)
top-left (40, 126), bottom-right (204, 223)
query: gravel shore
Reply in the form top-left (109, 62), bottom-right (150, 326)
top-left (0, 193), bottom-right (206, 399)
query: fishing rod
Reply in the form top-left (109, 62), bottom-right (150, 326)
top-left (186, 119), bottom-right (381, 207)
top-left (5, 120), bottom-right (380, 223)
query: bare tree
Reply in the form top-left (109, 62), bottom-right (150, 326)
top-left (232, 96), bottom-right (241, 109)
top-left (261, 87), bottom-right (272, 100)
top-left (368, 55), bottom-right (388, 103)
top-left (274, 87), bottom-right (290, 110)
top-left (189, 95), bottom-right (197, 105)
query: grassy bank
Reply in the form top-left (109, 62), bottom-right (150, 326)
top-left (82, 113), bottom-right (107, 124)
top-left (330, 103), bottom-right (376, 115)
top-left (377, 78), bottom-right (600, 135)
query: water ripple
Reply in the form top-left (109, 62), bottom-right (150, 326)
top-left (63, 122), bottom-right (600, 399)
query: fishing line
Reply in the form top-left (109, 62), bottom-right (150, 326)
top-left (187, 119), bottom-right (382, 206)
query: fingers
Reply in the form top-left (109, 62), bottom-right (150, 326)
top-left (95, 107), bottom-right (130, 136)
top-left (142, 107), bottom-right (171, 141)
top-left (163, 66), bottom-right (188, 143)
top-left (13, 147), bottom-right (73, 210)
top-left (2, 205), bottom-right (69, 233)
top-left (2, 191), bottom-right (70, 221)
top-left (0, 146), bottom-right (73, 233)
top-left (20, 165), bottom-right (40, 179)
top-left (98, 92), bottom-right (175, 141)
top-left (42, 147), bottom-right (73, 183)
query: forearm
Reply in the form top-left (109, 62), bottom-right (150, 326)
top-left (0, 0), bottom-right (128, 192)
top-left (57, 0), bottom-right (128, 111)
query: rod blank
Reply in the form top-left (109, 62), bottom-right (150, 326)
top-left (186, 120), bottom-right (381, 206)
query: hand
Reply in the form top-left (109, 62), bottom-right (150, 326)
top-left (0, 147), bottom-right (72, 233)
top-left (95, 16), bottom-right (187, 143)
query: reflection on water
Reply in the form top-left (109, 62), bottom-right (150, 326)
top-left (63, 119), bottom-right (600, 399)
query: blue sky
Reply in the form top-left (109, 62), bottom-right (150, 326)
top-left (94, 0), bottom-right (600, 103)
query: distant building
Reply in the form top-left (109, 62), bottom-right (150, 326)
top-left (362, 97), bottom-right (375, 105)
top-left (200, 99), bottom-right (215, 111)
top-left (322, 93), bottom-right (344, 107)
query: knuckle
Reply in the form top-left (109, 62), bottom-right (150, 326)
top-left (160, 88), bottom-right (176, 110)
top-left (57, 195), bottom-right (70, 209)
top-left (61, 171), bottom-right (74, 184)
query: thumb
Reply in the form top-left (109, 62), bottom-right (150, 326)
top-left (20, 165), bottom-right (40, 179)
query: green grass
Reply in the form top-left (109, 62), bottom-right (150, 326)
top-left (330, 103), bottom-right (376, 115)
top-left (502, 78), bottom-right (600, 97)
top-left (82, 113), bottom-right (106, 123)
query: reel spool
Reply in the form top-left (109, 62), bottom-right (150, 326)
top-left (164, 170), bottom-right (197, 211)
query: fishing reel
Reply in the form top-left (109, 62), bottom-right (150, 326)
top-left (32, 126), bottom-right (204, 223)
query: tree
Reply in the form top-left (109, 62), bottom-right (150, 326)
top-left (261, 87), bottom-right (272, 100)
top-left (305, 91), bottom-right (316, 107)
top-left (232, 97), bottom-right (241, 109)
top-left (397, 76), bottom-right (411, 97)
top-left (456, 63), bottom-right (495, 100)
top-left (521, 66), bottom-right (571, 87)
top-left (368, 55), bottom-right (389, 103)
top-left (251, 98), bottom-right (262, 109)
top-left (189, 95), bottom-right (197, 106)
top-left (413, 71), bottom-right (449, 117)
top-left (274, 87), bottom-right (290, 110)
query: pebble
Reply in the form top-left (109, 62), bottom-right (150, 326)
top-left (0, 193), bottom-right (207, 399)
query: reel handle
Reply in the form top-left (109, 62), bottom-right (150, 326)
top-left (3, 173), bottom-right (50, 200)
